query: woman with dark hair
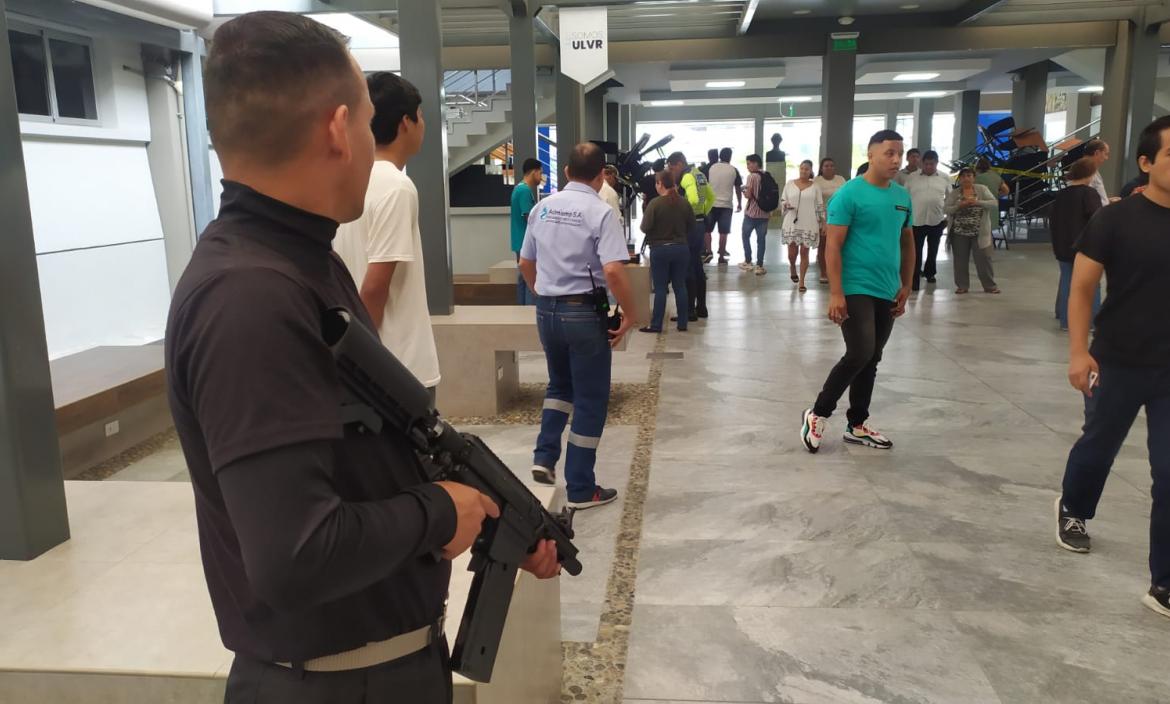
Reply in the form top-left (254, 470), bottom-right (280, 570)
top-left (781, 159), bottom-right (826, 292)
top-left (1049, 156), bottom-right (1103, 330)
top-left (814, 157), bottom-right (846, 285)
top-left (640, 170), bottom-right (693, 333)
top-left (944, 167), bottom-right (999, 294)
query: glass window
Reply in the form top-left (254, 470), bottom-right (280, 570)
top-left (635, 119), bottom-right (755, 177)
top-left (1044, 111), bottom-right (1067, 144)
top-left (931, 112), bottom-right (955, 166)
top-left (49, 37), bottom-right (97, 120)
top-left (896, 115), bottom-right (914, 142)
top-left (8, 29), bottom-right (50, 117)
top-left (763, 118), bottom-right (821, 182)
top-left (852, 115), bottom-right (886, 174)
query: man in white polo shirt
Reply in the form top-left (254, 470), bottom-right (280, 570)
top-left (334, 72), bottom-right (440, 398)
top-left (904, 149), bottom-right (952, 291)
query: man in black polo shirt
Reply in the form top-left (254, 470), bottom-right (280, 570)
top-left (1055, 115), bottom-right (1170, 620)
top-left (166, 13), bottom-right (558, 702)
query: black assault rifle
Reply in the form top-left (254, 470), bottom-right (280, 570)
top-left (321, 308), bottom-right (581, 683)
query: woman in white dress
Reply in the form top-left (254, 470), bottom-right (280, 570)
top-left (782, 159), bottom-right (826, 292)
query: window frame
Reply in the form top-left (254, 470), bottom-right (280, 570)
top-left (8, 20), bottom-right (100, 126)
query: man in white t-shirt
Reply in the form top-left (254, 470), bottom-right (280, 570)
top-left (707, 147), bottom-right (743, 264)
top-left (600, 164), bottom-right (624, 226)
top-left (334, 72), bottom-right (441, 397)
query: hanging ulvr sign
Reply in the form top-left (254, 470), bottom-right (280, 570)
top-left (559, 7), bottom-right (608, 85)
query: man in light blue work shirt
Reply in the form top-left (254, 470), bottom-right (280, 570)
top-left (519, 142), bottom-right (639, 510)
top-left (510, 158), bottom-right (543, 304)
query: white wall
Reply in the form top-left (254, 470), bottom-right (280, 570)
top-left (450, 208), bottom-right (513, 275)
top-left (20, 34), bottom-right (172, 359)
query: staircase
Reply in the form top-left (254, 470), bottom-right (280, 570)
top-left (445, 69), bottom-right (556, 174)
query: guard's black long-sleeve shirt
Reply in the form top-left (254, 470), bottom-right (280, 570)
top-left (166, 181), bottom-right (456, 664)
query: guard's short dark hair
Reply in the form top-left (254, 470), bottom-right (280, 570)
top-left (652, 157), bottom-right (667, 171)
top-left (522, 158), bottom-right (543, 175)
top-left (976, 157), bottom-right (991, 172)
top-left (906, 147), bottom-right (921, 157)
top-left (707, 148), bottom-right (719, 161)
top-left (719, 147), bottom-right (733, 162)
top-left (656, 170), bottom-right (676, 191)
top-left (567, 142), bottom-right (606, 181)
top-left (368, 72), bottom-right (421, 146)
top-left (205, 12), bottom-right (360, 164)
top-left (869, 130), bottom-right (904, 147)
top-left (923, 150), bottom-right (939, 162)
top-left (667, 151), bottom-right (687, 167)
top-left (1066, 156), bottom-right (1098, 181)
top-left (1136, 115), bottom-right (1170, 165)
top-left (1084, 139), bottom-right (1108, 157)
top-left (746, 154), bottom-right (762, 166)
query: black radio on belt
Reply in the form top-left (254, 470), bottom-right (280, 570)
top-left (587, 265), bottom-right (623, 331)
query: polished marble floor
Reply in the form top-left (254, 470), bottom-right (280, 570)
top-left (623, 238), bottom-right (1166, 704)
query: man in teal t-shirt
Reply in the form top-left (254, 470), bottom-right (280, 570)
top-left (511, 158), bottom-right (544, 304)
top-left (800, 130), bottom-right (915, 455)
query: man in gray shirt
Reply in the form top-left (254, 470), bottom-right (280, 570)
top-left (708, 147), bottom-right (743, 264)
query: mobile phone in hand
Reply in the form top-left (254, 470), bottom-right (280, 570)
top-left (1089, 371), bottom-right (1099, 389)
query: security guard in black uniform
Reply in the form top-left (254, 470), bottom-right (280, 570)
top-left (166, 13), bottom-right (558, 703)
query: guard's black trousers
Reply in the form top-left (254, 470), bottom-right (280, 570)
top-left (224, 638), bottom-right (452, 704)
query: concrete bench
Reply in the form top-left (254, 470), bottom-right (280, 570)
top-left (0, 481), bottom-right (563, 704)
top-left (433, 305), bottom-right (629, 418)
top-left (488, 259), bottom-right (518, 285)
top-left (51, 344), bottom-right (171, 477)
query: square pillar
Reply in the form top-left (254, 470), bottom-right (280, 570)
top-left (952, 90), bottom-right (981, 163)
top-left (555, 61), bottom-right (584, 190)
top-left (0, 1), bottom-right (71, 560)
top-left (819, 37), bottom-right (856, 176)
top-left (399, 0), bottom-right (453, 314)
top-left (885, 105), bottom-right (898, 131)
top-left (1011, 61), bottom-right (1049, 136)
top-left (605, 101), bottom-right (619, 144)
top-left (913, 98), bottom-right (934, 152)
top-left (583, 87), bottom-right (605, 142)
top-left (509, 12), bottom-right (539, 176)
top-left (1065, 90), bottom-right (1093, 139)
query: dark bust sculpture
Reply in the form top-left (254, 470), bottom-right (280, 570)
top-left (766, 132), bottom-right (786, 163)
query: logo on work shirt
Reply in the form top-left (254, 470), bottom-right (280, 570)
top-left (539, 206), bottom-right (549, 221)
top-left (539, 206), bottom-right (586, 227)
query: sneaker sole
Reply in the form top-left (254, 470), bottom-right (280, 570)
top-left (800, 410), bottom-right (820, 454)
top-left (1054, 496), bottom-right (1090, 553)
top-left (567, 494), bottom-right (618, 510)
top-left (1141, 593), bottom-right (1170, 619)
top-left (531, 469), bottom-right (555, 485)
top-left (842, 434), bottom-right (893, 450)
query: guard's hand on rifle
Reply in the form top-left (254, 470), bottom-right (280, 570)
top-left (437, 481), bottom-right (500, 560)
top-left (521, 539), bottom-right (561, 579)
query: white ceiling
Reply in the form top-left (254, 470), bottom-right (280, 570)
top-left (855, 59), bottom-right (993, 86)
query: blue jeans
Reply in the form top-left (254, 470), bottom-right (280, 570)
top-left (515, 253), bottom-right (535, 305)
top-left (742, 216), bottom-right (769, 266)
top-left (1061, 363), bottom-right (1170, 587)
top-left (1056, 260), bottom-right (1101, 330)
top-left (533, 298), bottom-right (612, 501)
top-left (649, 244), bottom-right (689, 331)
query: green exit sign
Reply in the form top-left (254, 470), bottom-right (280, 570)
top-left (832, 36), bottom-right (858, 52)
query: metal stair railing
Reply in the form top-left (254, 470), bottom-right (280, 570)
top-left (444, 69), bottom-right (511, 123)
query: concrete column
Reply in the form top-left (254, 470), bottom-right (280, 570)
top-left (913, 98), bottom-right (934, 152)
top-left (605, 101), bottom-right (619, 144)
top-left (1124, 20), bottom-right (1161, 182)
top-left (583, 87), bottom-right (605, 141)
top-left (1101, 20), bottom-right (1135, 193)
top-left (509, 12), bottom-right (538, 177)
top-left (952, 90), bottom-right (981, 163)
top-left (180, 31), bottom-right (213, 236)
top-left (627, 105), bottom-right (637, 152)
top-left (885, 105), bottom-right (898, 131)
top-left (754, 109), bottom-right (766, 158)
top-left (1011, 61), bottom-right (1049, 135)
top-left (819, 38), bottom-right (857, 176)
top-left (555, 59), bottom-right (583, 190)
top-left (1065, 90), bottom-right (1093, 139)
top-left (0, 2), bottom-right (71, 560)
top-left (399, 1), bottom-right (453, 314)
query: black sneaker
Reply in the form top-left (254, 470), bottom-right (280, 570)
top-left (567, 486), bottom-right (618, 510)
top-left (696, 308), bottom-right (709, 319)
top-left (531, 464), bottom-right (556, 485)
top-left (1054, 496), bottom-right (1091, 553)
top-left (701, 251), bottom-right (714, 264)
top-left (1142, 585), bottom-right (1170, 619)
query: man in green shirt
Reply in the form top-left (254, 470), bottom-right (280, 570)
top-left (801, 130), bottom-right (915, 453)
top-left (511, 158), bottom-right (543, 304)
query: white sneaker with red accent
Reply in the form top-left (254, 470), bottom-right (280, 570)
top-left (801, 408), bottom-right (824, 453)
top-left (843, 423), bottom-right (893, 449)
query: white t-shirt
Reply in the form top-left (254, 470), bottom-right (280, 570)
top-left (905, 171), bottom-right (952, 227)
top-left (334, 161), bottom-right (441, 388)
top-left (1089, 171), bottom-right (1109, 207)
top-left (814, 174), bottom-right (846, 205)
top-left (599, 181), bottom-right (623, 225)
top-left (708, 162), bottom-right (739, 209)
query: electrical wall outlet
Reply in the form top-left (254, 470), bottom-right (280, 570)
top-left (105, 420), bottom-right (120, 437)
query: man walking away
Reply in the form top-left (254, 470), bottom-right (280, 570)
top-left (801, 130), bottom-right (915, 453)
top-left (904, 150), bottom-right (950, 291)
top-left (1055, 116), bottom-right (1170, 619)
top-left (742, 153), bottom-right (776, 275)
top-left (509, 158), bottom-right (543, 304)
top-left (667, 151), bottom-right (710, 320)
top-left (708, 147), bottom-right (742, 264)
top-left (521, 143), bottom-right (640, 510)
top-left (335, 73), bottom-right (441, 400)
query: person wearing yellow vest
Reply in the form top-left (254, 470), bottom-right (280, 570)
top-left (667, 151), bottom-right (710, 320)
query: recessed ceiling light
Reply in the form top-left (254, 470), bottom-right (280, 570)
top-left (907, 91), bottom-right (947, 98)
top-left (641, 13), bottom-right (677, 17)
top-left (838, 15), bottom-right (855, 25)
top-left (706, 80), bottom-right (746, 88)
top-left (779, 96), bottom-right (814, 102)
top-left (793, 8), bottom-right (811, 14)
top-left (894, 72), bottom-right (940, 81)
top-left (1078, 85), bottom-right (1104, 93)
top-left (900, 3), bottom-right (920, 8)
top-left (648, 100), bottom-right (685, 106)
